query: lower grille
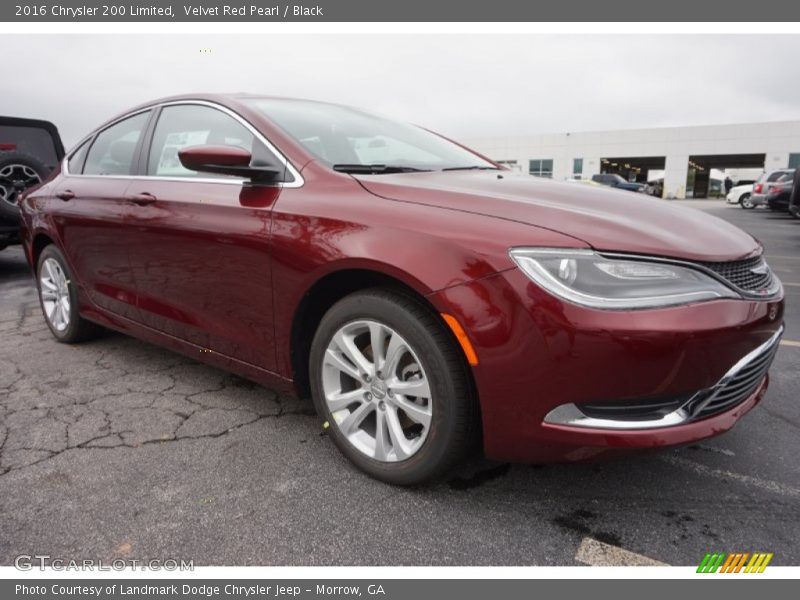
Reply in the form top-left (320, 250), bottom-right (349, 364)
top-left (578, 394), bottom-right (692, 422)
top-left (685, 331), bottom-right (781, 419)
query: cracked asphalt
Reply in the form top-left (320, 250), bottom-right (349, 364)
top-left (0, 200), bottom-right (798, 566)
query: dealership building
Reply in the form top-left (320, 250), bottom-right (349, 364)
top-left (463, 120), bottom-right (800, 199)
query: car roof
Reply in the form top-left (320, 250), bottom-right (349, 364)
top-left (119, 93), bottom-right (348, 116)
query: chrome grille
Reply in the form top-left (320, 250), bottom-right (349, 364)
top-left (685, 330), bottom-right (782, 419)
top-left (696, 255), bottom-right (773, 294)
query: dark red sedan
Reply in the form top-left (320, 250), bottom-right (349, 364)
top-left (18, 95), bottom-right (785, 484)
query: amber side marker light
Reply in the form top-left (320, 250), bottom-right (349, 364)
top-left (441, 313), bottom-right (479, 366)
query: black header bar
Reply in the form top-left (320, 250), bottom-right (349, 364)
top-left (4, 0), bottom-right (800, 22)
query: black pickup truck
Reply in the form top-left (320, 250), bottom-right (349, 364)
top-left (0, 116), bottom-right (65, 251)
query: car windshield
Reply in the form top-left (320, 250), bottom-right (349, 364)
top-left (244, 99), bottom-right (497, 173)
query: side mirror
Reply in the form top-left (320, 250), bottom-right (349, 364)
top-left (178, 145), bottom-right (281, 184)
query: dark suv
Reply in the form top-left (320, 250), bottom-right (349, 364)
top-left (0, 116), bottom-right (64, 251)
top-left (591, 173), bottom-right (645, 193)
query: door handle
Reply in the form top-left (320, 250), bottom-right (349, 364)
top-left (56, 190), bottom-right (75, 201)
top-left (125, 192), bottom-right (157, 206)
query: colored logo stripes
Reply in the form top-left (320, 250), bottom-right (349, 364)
top-left (697, 552), bottom-right (773, 573)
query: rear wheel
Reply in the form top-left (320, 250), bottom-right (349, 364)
top-left (36, 245), bottom-right (102, 343)
top-left (309, 289), bottom-right (477, 485)
top-left (739, 193), bottom-right (754, 209)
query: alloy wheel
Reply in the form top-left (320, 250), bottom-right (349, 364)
top-left (321, 319), bottom-right (432, 462)
top-left (39, 257), bottom-right (71, 332)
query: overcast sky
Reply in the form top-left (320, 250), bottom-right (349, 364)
top-left (3, 34), bottom-right (800, 147)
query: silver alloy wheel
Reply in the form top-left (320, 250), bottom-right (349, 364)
top-left (321, 319), bottom-right (433, 462)
top-left (741, 194), bottom-right (754, 209)
top-left (0, 164), bottom-right (42, 210)
top-left (39, 257), bottom-right (71, 332)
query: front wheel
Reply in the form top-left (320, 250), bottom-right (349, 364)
top-left (309, 289), bottom-right (477, 485)
top-left (740, 193), bottom-right (754, 209)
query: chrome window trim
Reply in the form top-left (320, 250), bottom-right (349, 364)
top-left (543, 324), bottom-right (784, 430)
top-left (61, 100), bottom-right (304, 189)
top-left (65, 107), bottom-right (153, 178)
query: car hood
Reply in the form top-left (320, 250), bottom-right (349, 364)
top-left (354, 171), bottom-right (760, 262)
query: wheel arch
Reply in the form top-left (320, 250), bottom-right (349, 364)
top-left (288, 266), bottom-right (479, 417)
top-left (31, 232), bottom-right (56, 267)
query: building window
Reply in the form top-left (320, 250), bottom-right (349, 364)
top-left (529, 159), bottom-right (553, 178)
top-left (789, 153), bottom-right (800, 169)
top-left (572, 158), bottom-right (583, 178)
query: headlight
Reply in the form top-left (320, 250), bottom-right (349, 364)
top-left (508, 248), bottom-right (739, 309)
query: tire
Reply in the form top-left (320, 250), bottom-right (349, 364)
top-left (0, 152), bottom-right (50, 220)
top-left (739, 194), bottom-right (754, 209)
top-left (309, 289), bottom-right (477, 485)
top-left (36, 245), bottom-right (103, 343)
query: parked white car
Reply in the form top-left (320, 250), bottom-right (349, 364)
top-left (726, 182), bottom-right (755, 209)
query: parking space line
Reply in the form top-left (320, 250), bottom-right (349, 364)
top-left (767, 256), bottom-right (800, 261)
top-left (575, 537), bottom-right (668, 566)
top-left (660, 455), bottom-right (800, 500)
top-left (782, 282), bottom-right (800, 287)
top-left (780, 340), bottom-right (800, 348)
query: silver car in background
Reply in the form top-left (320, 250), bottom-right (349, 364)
top-left (751, 169), bottom-right (794, 207)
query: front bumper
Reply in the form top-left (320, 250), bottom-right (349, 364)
top-left (543, 325), bottom-right (782, 429)
top-left (430, 268), bottom-right (785, 462)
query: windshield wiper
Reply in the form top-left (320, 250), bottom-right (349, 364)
top-left (442, 166), bottom-right (501, 171)
top-left (332, 164), bottom-right (432, 174)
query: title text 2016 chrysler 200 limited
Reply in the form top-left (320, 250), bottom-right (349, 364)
top-left (18, 95), bottom-right (785, 484)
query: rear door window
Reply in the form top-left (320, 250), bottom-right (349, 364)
top-left (67, 139), bottom-right (91, 175)
top-left (83, 111), bottom-right (151, 176)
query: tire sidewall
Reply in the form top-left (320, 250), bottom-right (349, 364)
top-left (310, 292), bottom-right (464, 485)
top-left (37, 245), bottom-right (83, 343)
top-left (740, 194), bottom-right (753, 209)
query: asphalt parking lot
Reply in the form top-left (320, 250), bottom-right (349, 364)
top-left (0, 199), bottom-right (798, 567)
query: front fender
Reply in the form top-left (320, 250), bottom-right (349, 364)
top-left (269, 176), bottom-right (586, 379)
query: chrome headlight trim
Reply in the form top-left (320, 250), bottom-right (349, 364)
top-left (508, 248), bottom-right (742, 310)
top-left (598, 251), bottom-right (783, 301)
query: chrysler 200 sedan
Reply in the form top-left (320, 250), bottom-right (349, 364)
top-left (18, 95), bottom-right (784, 484)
